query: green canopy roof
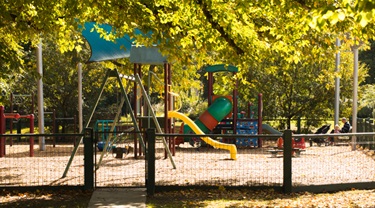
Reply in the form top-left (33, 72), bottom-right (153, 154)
top-left (81, 22), bottom-right (167, 64)
top-left (82, 22), bottom-right (136, 62)
top-left (204, 64), bottom-right (238, 73)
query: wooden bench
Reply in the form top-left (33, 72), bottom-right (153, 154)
top-left (113, 146), bottom-right (132, 158)
top-left (268, 148), bottom-right (306, 158)
top-left (293, 148), bottom-right (306, 157)
top-left (267, 149), bottom-right (284, 158)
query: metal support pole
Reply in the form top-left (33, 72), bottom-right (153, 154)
top-left (37, 42), bottom-right (45, 151)
top-left (334, 38), bottom-right (341, 126)
top-left (352, 45), bottom-right (359, 151)
top-left (78, 63), bottom-right (83, 133)
top-left (164, 63), bottom-right (169, 159)
top-left (167, 64), bottom-right (175, 155)
top-left (29, 114), bottom-right (34, 157)
top-left (258, 93), bottom-right (263, 147)
top-left (134, 64), bottom-right (139, 158)
top-left (233, 73), bottom-right (238, 137)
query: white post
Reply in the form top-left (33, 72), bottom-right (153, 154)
top-left (78, 63), bottom-right (83, 133)
top-left (37, 42), bottom-right (45, 151)
top-left (351, 45), bottom-right (359, 151)
top-left (334, 38), bottom-right (340, 125)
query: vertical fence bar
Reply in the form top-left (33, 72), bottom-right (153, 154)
top-left (0, 106), bottom-right (5, 157)
top-left (84, 128), bottom-right (94, 190)
top-left (363, 118), bottom-right (370, 148)
top-left (283, 129), bottom-right (292, 193)
top-left (146, 128), bottom-right (156, 196)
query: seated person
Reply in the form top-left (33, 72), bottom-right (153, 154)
top-left (340, 117), bottom-right (351, 133)
top-left (334, 124), bottom-right (340, 133)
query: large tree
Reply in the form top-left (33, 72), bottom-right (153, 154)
top-left (2, 0), bottom-right (375, 119)
top-left (2, 1), bottom-right (375, 71)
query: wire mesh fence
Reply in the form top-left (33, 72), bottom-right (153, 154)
top-left (149, 132), bottom-right (375, 191)
top-left (293, 136), bottom-right (375, 186)
top-left (155, 142), bottom-right (283, 187)
top-left (1, 129), bottom-right (374, 193)
top-left (0, 134), bottom-right (84, 187)
top-left (153, 134), bottom-right (283, 187)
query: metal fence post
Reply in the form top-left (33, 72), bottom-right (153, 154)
top-left (146, 128), bottom-right (156, 196)
top-left (84, 128), bottom-right (94, 190)
top-left (0, 106), bottom-right (5, 157)
top-left (283, 129), bottom-right (293, 193)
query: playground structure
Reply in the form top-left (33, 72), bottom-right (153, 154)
top-left (168, 111), bottom-right (237, 160)
top-left (0, 106), bottom-right (35, 157)
top-left (10, 93), bottom-right (35, 115)
top-left (51, 110), bottom-right (78, 147)
top-left (175, 64), bottom-right (264, 148)
top-left (58, 19), bottom-right (327, 175)
top-left (269, 136), bottom-right (306, 158)
top-left (63, 22), bottom-right (241, 176)
top-left (9, 93), bottom-right (78, 146)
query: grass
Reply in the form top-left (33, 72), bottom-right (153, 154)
top-left (0, 189), bottom-right (93, 208)
top-left (1, 188), bottom-right (375, 207)
top-left (147, 188), bottom-right (375, 208)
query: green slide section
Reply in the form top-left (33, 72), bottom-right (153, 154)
top-left (184, 97), bottom-right (232, 134)
top-left (262, 124), bottom-right (282, 135)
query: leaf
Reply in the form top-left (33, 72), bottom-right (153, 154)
top-left (330, 13), bottom-right (339, 25)
top-left (322, 10), bottom-right (334, 19)
top-left (338, 12), bottom-right (346, 21)
top-left (359, 13), bottom-right (369, 28)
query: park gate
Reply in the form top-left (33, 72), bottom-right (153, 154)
top-left (93, 130), bottom-right (146, 188)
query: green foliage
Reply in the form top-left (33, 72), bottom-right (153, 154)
top-left (2, 0), bottom-right (375, 73)
top-left (241, 40), bottom-right (368, 126)
top-left (359, 84), bottom-right (375, 117)
top-left (360, 40), bottom-right (375, 84)
top-left (8, 35), bottom-right (110, 120)
top-left (2, 0), bottom-right (375, 123)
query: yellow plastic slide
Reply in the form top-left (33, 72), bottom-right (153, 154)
top-left (168, 111), bottom-right (237, 160)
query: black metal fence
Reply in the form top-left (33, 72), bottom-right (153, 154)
top-left (357, 118), bottom-right (375, 150)
top-left (146, 129), bottom-right (375, 195)
top-left (1, 128), bottom-right (375, 196)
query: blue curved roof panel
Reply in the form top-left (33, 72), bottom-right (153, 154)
top-left (81, 22), bottom-right (134, 62)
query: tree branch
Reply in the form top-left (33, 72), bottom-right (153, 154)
top-left (196, 0), bottom-right (244, 55)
